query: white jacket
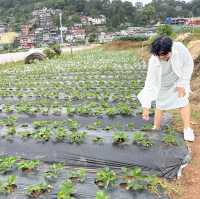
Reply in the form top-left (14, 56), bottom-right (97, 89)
top-left (137, 41), bottom-right (194, 108)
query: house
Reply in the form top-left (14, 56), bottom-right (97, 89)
top-left (19, 25), bottom-right (35, 49)
top-left (186, 18), bottom-right (200, 26)
top-left (66, 27), bottom-right (86, 42)
top-left (31, 7), bottom-right (61, 46)
top-left (88, 15), bottom-right (106, 25)
top-left (80, 16), bottom-right (88, 25)
top-left (72, 29), bottom-right (86, 40)
top-left (165, 17), bottom-right (189, 25)
top-left (33, 8), bottom-right (55, 31)
top-left (74, 23), bottom-right (83, 28)
top-left (98, 32), bottom-right (114, 43)
top-left (80, 15), bottom-right (106, 26)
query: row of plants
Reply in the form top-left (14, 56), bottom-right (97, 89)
top-left (0, 83), bottom-right (141, 98)
top-left (0, 50), bottom-right (145, 126)
top-left (0, 178), bottom-right (106, 198)
top-left (0, 155), bottom-right (169, 199)
top-left (0, 156), bottom-right (39, 174)
top-left (0, 124), bottom-right (179, 147)
top-left (0, 116), bottom-right (137, 130)
top-left (0, 67), bottom-right (144, 75)
top-left (0, 79), bottom-right (144, 92)
top-left (0, 101), bottom-right (139, 116)
top-left (0, 72), bottom-right (145, 80)
top-left (0, 64), bottom-right (145, 76)
top-left (30, 166), bottom-right (168, 198)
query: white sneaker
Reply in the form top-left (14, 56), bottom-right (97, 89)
top-left (152, 125), bottom-right (160, 130)
top-left (184, 128), bottom-right (195, 142)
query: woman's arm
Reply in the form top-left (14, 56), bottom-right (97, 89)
top-left (137, 55), bottom-right (159, 108)
top-left (176, 42), bottom-right (194, 90)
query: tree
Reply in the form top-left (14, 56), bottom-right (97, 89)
top-left (0, 0), bottom-right (197, 31)
top-left (157, 25), bottom-right (174, 37)
top-left (143, 5), bottom-right (156, 24)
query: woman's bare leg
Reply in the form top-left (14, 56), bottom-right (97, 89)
top-left (154, 108), bottom-right (163, 129)
top-left (179, 103), bottom-right (191, 129)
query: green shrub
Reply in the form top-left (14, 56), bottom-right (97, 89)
top-left (156, 25), bottom-right (174, 37)
top-left (51, 44), bottom-right (62, 55)
top-left (115, 35), bottom-right (148, 42)
top-left (43, 48), bottom-right (56, 59)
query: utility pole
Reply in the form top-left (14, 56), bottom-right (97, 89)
top-left (59, 12), bottom-right (63, 45)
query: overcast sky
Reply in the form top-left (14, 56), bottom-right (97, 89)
top-left (122, 0), bottom-right (191, 5)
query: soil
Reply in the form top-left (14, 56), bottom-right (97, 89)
top-left (188, 40), bottom-right (200, 60)
top-left (103, 40), bottom-right (149, 51)
top-left (170, 74), bottom-right (200, 199)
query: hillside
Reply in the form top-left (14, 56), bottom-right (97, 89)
top-left (0, 0), bottom-right (199, 31)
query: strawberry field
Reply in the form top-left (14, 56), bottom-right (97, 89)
top-left (0, 49), bottom-right (190, 199)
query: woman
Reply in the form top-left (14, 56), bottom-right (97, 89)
top-left (137, 36), bottom-right (195, 142)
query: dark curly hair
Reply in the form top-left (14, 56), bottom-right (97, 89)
top-left (150, 36), bottom-right (173, 56)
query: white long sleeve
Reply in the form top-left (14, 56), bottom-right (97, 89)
top-left (175, 42), bottom-right (194, 90)
top-left (137, 56), bottom-right (160, 108)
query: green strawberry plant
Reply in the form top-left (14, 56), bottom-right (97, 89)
top-left (6, 126), bottom-right (16, 136)
top-left (95, 168), bottom-right (117, 189)
top-left (18, 131), bottom-right (34, 139)
top-left (0, 175), bottom-right (17, 194)
top-left (57, 180), bottom-right (75, 199)
top-left (116, 102), bottom-right (131, 115)
top-left (26, 183), bottom-right (52, 198)
top-left (162, 133), bottom-right (178, 146)
top-left (0, 116), bottom-right (16, 127)
top-left (2, 104), bottom-right (13, 113)
top-left (55, 128), bottom-right (67, 142)
top-left (44, 163), bottom-right (64, 182)
top-left (112, 131), bottom-right (128, 144)
top-left (33, 128), bottom-right (51, 142)
top-left (132, 132), bottom-right (153, 148)
top-left (32, 120), bottom-right (49, 129)
top-left (121, 167), bottom-right (165, 195)
top-left (16, 160), bottom-right (40, 172)
top-left (141, 123), bottom-right (153, 131)
top-left (68, 168), bottom-right (87, 183)
top-left (92, 136), bottom-right (104, 144)
top-left (103, 126), bottom-right (113, 131)
top-left (87, 120), bottom-right (102, 130)
top-left (0, 156), bottom-right (17, 174)
top-left (67, 119), bottom-right (79, 131)
top-left (121, 167), bottom-right (142, 178)
top-left (96, 191), bottom-right (110, 199)
top-left (69, 131), bottom-right (87, 144)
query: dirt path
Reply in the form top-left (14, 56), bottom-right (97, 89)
top-left (171, 75), bottom-right (200, 199)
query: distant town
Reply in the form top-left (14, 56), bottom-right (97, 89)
top-left (1, 6), bottom-right (200, 51)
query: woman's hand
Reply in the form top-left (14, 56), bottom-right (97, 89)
top-left (142, 108), bottom-right (149, 121)
top-left (176, 86), bottom-right (186, 97)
